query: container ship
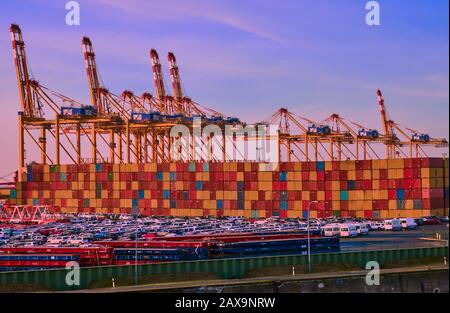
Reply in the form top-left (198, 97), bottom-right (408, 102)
top-left (4, 24), bottom-right (449, 220)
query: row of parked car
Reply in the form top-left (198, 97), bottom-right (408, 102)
top-left (320, 215), bottom-right (449, 238)
top-left (0, 214), bottom-right (447, 247)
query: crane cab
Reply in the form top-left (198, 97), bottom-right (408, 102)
top-left (308, 124), bottom-right (331, 135)
top-left (412, 133), bottom-right (430, 142)
top-left (358, 128), bottom-right (379, 139)
top-left (131, 111), bottom-right (161, 122)
top-left (60, 106), bottom-right (96, 117)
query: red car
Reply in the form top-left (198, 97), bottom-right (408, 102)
top-left (423, 217), bottom-right (441, 225)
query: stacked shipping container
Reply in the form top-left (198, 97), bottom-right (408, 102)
top-left (9, 158), bottom-right (449, 219)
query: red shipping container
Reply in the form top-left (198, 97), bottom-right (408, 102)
top-left (379, 179), bottom-right (388, 189)
top-left (325, 181), bottom-right (332, 191)
top-left (332, 161), bottom-right (340, 171)
top-left (340, 201), bottom-right (349, 210)
top-left (325, 191), bottom-right (333, 201)
top-left (364, 210), bottom-right (373, 218)
top-left (356, 160), bottom-right (364, 170)
top-left (302, 172), bottom-right (310, 180)
top-left (316, 171), bottom-right (324, 181)
top-left (430, 188), bottom-right (444, 199)
top-left (388, 189), bottom-right (396, 200)
top-left (356, 170), bottom-right (364, 180)
top-left (340, 181), bottom-right (348, 190)
top-left (339, 171), bottom-right (348, 180)
top-left (363, 180), bottom-right (372, 190)
top-left (330, 171), bottom-right (338, 180)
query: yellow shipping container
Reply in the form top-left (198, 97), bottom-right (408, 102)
top-left (132, 181), bottom-right (139, 190)
top-left (405, 200), bottom-right (414, 210)
top-left (388, 200), bottom-right (397, 209)
top-left (265, 191), bottom-right (273, 200)
top-left (317, 191), bottom-right (325, 201)
top-left (364, 200), bottom-right (372, 209)
top-left (258, 172), bottom-right (272, 181)
top-left (332, 200), bottom-right (340, 210)
top-left (332, 191), bottom-right (340, 200)
top-left (294, 201), bottom-right (302, 210)
top-left (388, 169), bottom-right (397, 179)
top-left (302, 191), bottom-right (310, 201)
top-left (364, 190), bottom-right (372, 200)
top-left (309, 211), bottom-right (318, 218)
top-left (348, 171), bottom-right (356, 180)
top-left (363, 170), bottom-right (371, 180)
top-left (356, 211), bottom-right (364, 218)
top-left (332, 181), bottom-right (340, 191)
top-left (325, 161), bottom-right (332, 171)
top-left (310, 172), bottom-right (317, 181)
top-left (294, 163), bottom-right (302, 171)
top-left (287, 172), bottom-right (296, 181)
top-left (294, 172), bottom-right (302, 180)
top-left (348, 161), bottom-right (356, 171)
top-left (396, 169), bottom-right (404, 179)
top-left (162, 182), bottom-right (170, 189)
top-left (287, 182), bottom-right (296, 191)
top-left (380, 210), bottom-right (389, 219)
top-left (372, 170), bottom-right (380, 179)
top-left (259, 182), bottom-right (272, 191)
top-left (151, 199), bottom-right (158, 208)
top-left (237, 172), bottom-right (244, 181)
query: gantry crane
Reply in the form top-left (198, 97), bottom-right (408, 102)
top-left (376, 89), bottom-right (448, 158)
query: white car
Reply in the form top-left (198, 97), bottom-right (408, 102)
top-left (339, 224), bottom-right (359, 237)
top-left (369, 222), bottom-right (384, 231)
top-left (357, 223), bottom-right (370, 235)
top-left (384, 219), bottom-right (402, 231)
top-left (399, 218), bottom-right (417, 229)
top-left (322, 224), bottom-right (341, 237)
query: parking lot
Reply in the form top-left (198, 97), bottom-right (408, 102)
top-left (341, 224), bottom-right (448, 251)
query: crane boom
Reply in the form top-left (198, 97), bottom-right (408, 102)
top-left (376, 89), bottom-right (390, 136)
top-left (150, 49), bottom-right (166, 101)
top-left (82, 37), bottom-right (103, 113)
top-left (10, 24), bottom-right (37, 118)
top-left (167, 52), bottom-right (183, 101)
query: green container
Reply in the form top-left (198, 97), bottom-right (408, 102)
top-left (202, 163), bottom-right (209, 172)
top-left (108, 173), bottom-right (113, 181)
top-left (189, 162), bottom-right (196, 172)
top-left (340, 190), bottom-right (349, 201)
top-left (9, 189), bottom-right (16, 199)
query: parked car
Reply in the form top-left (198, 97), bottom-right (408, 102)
top-left (339, 224), bottom-right (359, 237)
top-left (384, 219), bottom-right (402, 231)
top-left (439, 216), bottom-right (449, 223)
top-left (399, 218), bottom-right (417, 229)
top-left (358, 223), bottom-right (370, 235)
top-left (322, 224), bottom-right (341, 237)
top-left (369, 221), bottom-right (384, 231)
top-left (423, 217), bottom-right (441, 225)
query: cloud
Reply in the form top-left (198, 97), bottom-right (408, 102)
top-left (91, 0), bottom-right (285, 44)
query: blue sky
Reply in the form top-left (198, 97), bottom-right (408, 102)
top-left (0, 0), bottom-right (448, 176)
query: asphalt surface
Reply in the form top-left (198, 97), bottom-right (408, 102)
top-left (340, 224), bottom-right (449, 251)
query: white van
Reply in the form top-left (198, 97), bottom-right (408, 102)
top-left (322, 224), bottom-right (341, 237)
top-left (357, 223), bottom-right (370, 235)
top-left (384, 219), bottom-right (402, 231)
top-left (339, 224), bottom-right (358, 237)
top-left (399, 218), bottom-right (417, 229)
